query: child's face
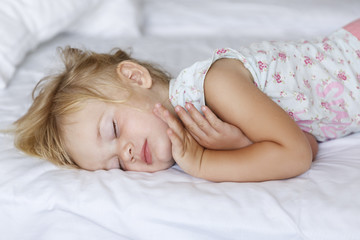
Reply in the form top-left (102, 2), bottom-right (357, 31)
top-left (62, 99), bottom-right (175, 172)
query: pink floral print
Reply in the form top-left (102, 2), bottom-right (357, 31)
top-left (316, 52), bottom-right (324, 62)
top-left (170, 28), bottom-right (360, 142)
top-left (337, 70), bottom-right (347, 81)
top-left (304, 56), bottom-right (313, 65)
top-left (287, 111), bottom-right (294, 119)
top-left (278, 52), bottom-right (287, 61)
top-left (216, 48), bottom-right (228, 55)
top-left (273, 72), bottom-right (282, 83)
top-left (258, 61), bottom-right (267, 71)
top-left (304, 79), bottom-right (311, 88)
top-left (323, 42), bottom-right (332, 51)
top-left (321, 101), bottom-right (331, 110)
top-left (356, 50), bottom-right (360, 58)
top-left (296, 93), bottom-right (306, 101)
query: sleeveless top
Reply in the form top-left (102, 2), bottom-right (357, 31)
top-left (169, 27), bottom-right (360, 141)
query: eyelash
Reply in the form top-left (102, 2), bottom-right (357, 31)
top-left (112, 120), bottom-right (118, 138)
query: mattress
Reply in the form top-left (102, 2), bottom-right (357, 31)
top-left (1, 0), bottom-right (360, 239)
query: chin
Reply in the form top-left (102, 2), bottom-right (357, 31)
top-left (150, 161), bottom-right (175, 173)
top-left (130, 161), bottom-right (174, 173)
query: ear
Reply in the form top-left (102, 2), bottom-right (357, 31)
top-left (116, 61), bottom-right (152, 89)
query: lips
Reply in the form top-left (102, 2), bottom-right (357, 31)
top-left (141, 139), bottom-right (152, 165)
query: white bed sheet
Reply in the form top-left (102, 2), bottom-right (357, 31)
top-left (1, 1), bottom-right (360, 240)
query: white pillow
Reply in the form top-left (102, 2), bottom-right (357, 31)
top-left (0, 0), bottom-right (100, 89)
top-left (66, 0), bottom-right (142, 38)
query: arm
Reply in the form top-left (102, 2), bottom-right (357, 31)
top-left (177, 102), bottom-right (252, 150)
top-left (303, 131), bottom-right (318, 160)
top-left (198, 58), bottom-right (312, 182)
top-left (180, 103), bottom-right (318, 160)
top-left (154, 59), bottom-right (313, 182)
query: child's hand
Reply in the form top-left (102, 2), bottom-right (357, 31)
top-left (153, 104), bottom-right (205, 177)
top-left (176, 103), bottom-right (252, 150)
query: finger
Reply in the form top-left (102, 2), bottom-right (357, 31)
top-left (175, 104), bottom-right (207, 139)
top-left (153, 103), bottom-right (180, 128)
top-left (167, 128), bottom-right (185, 159)
top-left (201, 105), bottom-right (223, 132)
top-left (153, 103), bottom-right (167, 123)
top-left (184, 103), bottom-right (214, 135)
top-left (155, 104), bottom-right (187, 140)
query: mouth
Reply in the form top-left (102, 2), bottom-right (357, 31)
top-left (141, 139), bottom-right (152, 165)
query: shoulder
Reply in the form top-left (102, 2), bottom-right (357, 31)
top-left (206, 58), bottom-right (253, 83)
top-left (203, 58), bottom-right (307, 146)
top-left (204, 59), bottom-right (257, 125)
top-left (204, 58), bottom-right (255, 120)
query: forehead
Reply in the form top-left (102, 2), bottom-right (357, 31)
top-left (62, 100), bottom-right (107, 133)
top-left (62, 100), bottom-right (108, 170)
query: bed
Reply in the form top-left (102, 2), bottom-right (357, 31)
top-left (1, 0), bottom-right (360, 239)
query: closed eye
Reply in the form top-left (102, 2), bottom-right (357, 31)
top-left (113, 120), bottom-right (118, 138)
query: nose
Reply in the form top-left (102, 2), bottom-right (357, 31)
top-left (119, 142), bottom-right (135, 163)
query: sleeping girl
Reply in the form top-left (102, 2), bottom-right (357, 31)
top-left (13, 19), bottom-right (360, 182)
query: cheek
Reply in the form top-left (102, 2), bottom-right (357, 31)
top-left (153, 124), bottom-right (172, 150)
top-left (151, 119), bottom-right (173, 157)
top-left (149, 114), bottom-right (170, 134)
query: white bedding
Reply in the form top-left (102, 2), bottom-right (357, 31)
top-left (1, 0), bottom-right (360, 239)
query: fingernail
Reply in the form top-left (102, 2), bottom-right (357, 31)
top-left (185, 103), bottom-right (191, 110)
top-left (201, 106), bottom-right (207, 112)
top-left (155, 103), bottom-right (161, 108)
top-left (175, 106), bottom-right (180, 112)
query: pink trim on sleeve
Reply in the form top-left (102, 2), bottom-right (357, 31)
top-left (344, 18), bottom-right (360, 40)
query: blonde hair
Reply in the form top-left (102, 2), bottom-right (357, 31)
top-left (13, 46), bottom-right (171, 168)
